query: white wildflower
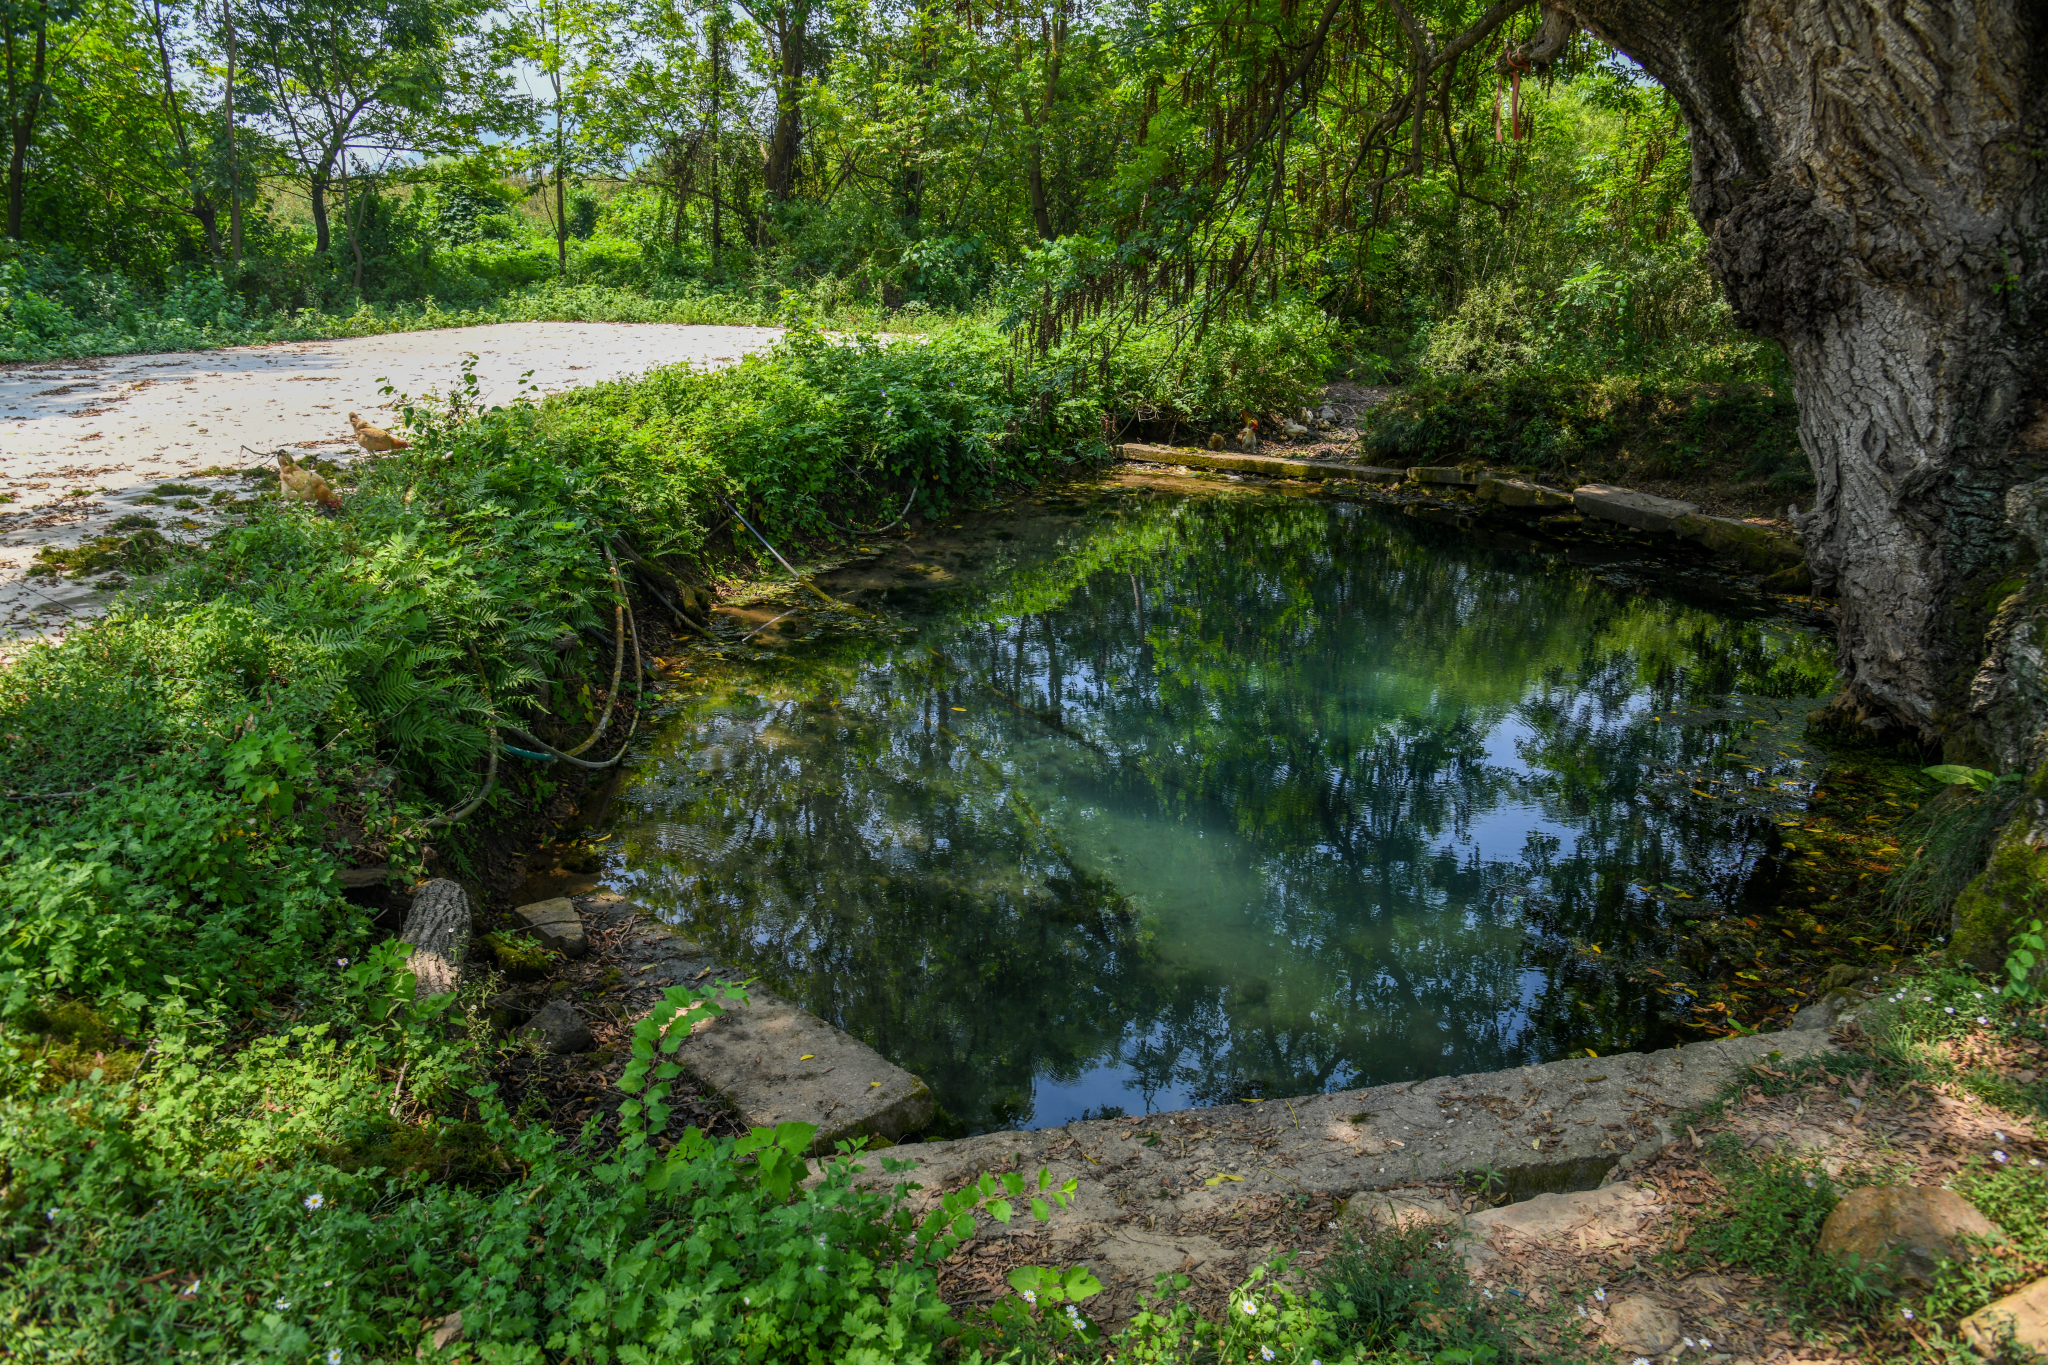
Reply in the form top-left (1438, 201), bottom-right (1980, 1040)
top-left (303, 1192), bottom-right (325, 1211)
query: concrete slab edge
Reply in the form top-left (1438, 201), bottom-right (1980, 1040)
top-left (576, 892), bottom-right (934, 1151)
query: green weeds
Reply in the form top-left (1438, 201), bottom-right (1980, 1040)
top-left (1688, 1151), bottom-right (1896, 1326)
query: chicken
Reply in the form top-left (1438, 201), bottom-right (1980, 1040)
top-left (348, 411), bottom-right (410, 452)
top-left (276, 453), bottom-right (342, 511)
top-left (1235, 417), bottom-right (1260, 452)
top-left (1207, 432), bottom-right (1227, 450)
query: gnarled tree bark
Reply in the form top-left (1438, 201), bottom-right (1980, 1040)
top-left (1509, 1), bottom-right (2047, 767)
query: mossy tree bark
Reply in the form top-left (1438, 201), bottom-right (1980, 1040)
top-left (1511, 1), bottom-right (2048, 764)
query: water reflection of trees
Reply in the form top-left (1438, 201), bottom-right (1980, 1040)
top-left (618, 495), bottom-right (1830, 1133)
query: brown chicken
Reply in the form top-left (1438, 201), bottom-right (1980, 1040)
top-left (277, 453), bottom-right (342, 511)
top-left (348, 412), bottom-right (410, 452)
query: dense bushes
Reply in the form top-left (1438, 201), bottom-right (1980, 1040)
top-left (1359, 371), bottom-right (1808, 494)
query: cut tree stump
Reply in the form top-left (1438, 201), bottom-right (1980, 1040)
top-left (400, 879), bottom-right (471, 998)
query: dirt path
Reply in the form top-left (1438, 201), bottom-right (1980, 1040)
top-left (0, 321), bottom-right (783, 646)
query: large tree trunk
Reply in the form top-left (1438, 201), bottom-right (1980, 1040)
top-left (1513, 1), bottom-right (2048, 768)
top-left (310, 169), bottom-right (332, 254)
top-left (5, 22), bottom-right (48, 241)
top-left (762, 6), bottom-right (806, 203)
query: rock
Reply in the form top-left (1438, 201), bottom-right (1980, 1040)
top-left (1961, 1275), bottom-right (2048, 1358)
top-left (1818, 1186), bottom-right (2002, 1288)
top-left (1787, 988), bottom-right (1862, 1031)
top-left (1673, 513), bottom-right (1806, 573)
top-left (1571, 483), bottom-right (1701, 534)
top-left (682, 979), bottom-right (934, 1148)
top-left (1761, 561), bottom-right (1814, 594)
top-left (1602, 1295), bottom-right (1683, 1355)
top-left (1477, 476), bottom-right (1574, 509)
top-left (1408, 465), bottom-right (1480, 486)
top-left (523, 999), bottom-right (594, 1054)
top-left (1341, 1188), bottom-right (1458, 1231)
top-left (1948, 808), bottom-right (2048, 972)
top-left (400, 880), bottom-right (471, 999)
top-left (418, 1310), bottom-right (463, 1358)
top-left (513, 897), bottom-right (589, 959)
top-left (1459, 1184), bottom-right (1664, 1269)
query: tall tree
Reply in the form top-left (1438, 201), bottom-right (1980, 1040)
top-left (1498, 1), bottom-right (2046, 764)
top-left (735, 0), bottom-right (809, 206)
top-left (2, 0), bottom-right (81, 239)
top-left (503, 0), bottom-right (610, 277)
top-left (236, 0), bottom-right (492, 256)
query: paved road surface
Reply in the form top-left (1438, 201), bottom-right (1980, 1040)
top-left (0, 322), bottom-right (783, 646)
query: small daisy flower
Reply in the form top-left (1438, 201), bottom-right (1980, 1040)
top-left (1022, 1289), bottom-right (1037, 1306)
top-left (1595, 1287), bottom-right (1606, 1302)
top-left (328, 1351), bottom-right (344, 1365)
top-left (1241, 1299), bottom-right (1259, 1316)
top-left (1261, 1347), bottom-right (1276, 1362)
top-left (303, 1192), bottom-right (324, 1211)
top-left (182, 1280), bottom-right (201, 1297)
top-left (336, 957), bottom-right (349, 968)
top-left (274, 1297), bottom-right (291, 1311)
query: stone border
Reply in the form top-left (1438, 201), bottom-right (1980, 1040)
top-left (846, 1022), bottom-right (1844, 1312)
top-left (1118, 444), bottom-right (1810, 589)
top-left (562, 892), bottom-right (933, 1150)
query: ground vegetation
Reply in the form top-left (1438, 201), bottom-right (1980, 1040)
top-left (5, 0), bottom-right (2048, 1359)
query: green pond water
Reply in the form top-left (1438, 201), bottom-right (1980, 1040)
top-left (605, 484), bottom-right (1834, 1135)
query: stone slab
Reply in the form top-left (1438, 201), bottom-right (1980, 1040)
top-left (848, 1028), bottom-right (1838, 1297)
top-left (1409, 465), bottom-right (1480, 486)
top-left (1477, 476), bottom-right (1574, 510)
top-left (1572, 483), bottom-right (1702, 534)
top-left (1118, 443), bottom-right (1404, 483)
top-left (1672, 513), bottom-right (1806, 573)
top-left (513, 897), bottom-right (590, 959)
top-left (1457, 1183), bottom-right (1665, 1269)
top-left (1962, 1275), bottom-right (2048, 1357)
top-left (578, 894), bottom-right (933, 1149)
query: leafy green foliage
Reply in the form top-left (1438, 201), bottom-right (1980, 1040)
top-left (1690, 1153), bottom-right (1894, 1326)
top-left (1318, 1219), bottom-right (1507, 1358)
top-left (2006, 921), bottom-right (2046, 1005)
top-left (1360, 371), bottom-right (1806, 492)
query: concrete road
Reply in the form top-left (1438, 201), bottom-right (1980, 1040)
top-left (0, 321), bottom-right (784, 647)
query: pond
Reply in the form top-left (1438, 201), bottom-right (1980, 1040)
top-left (605, 479), bottom-right (1835, 1135)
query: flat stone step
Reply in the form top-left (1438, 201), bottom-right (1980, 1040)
top-left (1478, 476), bottom-right (1574, 509)
top-left (1120, 443), bottom-right (1403, 483)
top-left (1572, 483), bottom-right (1702, 534)
top-left (580, 894), bottom-right (933, 1149)
top-left (851, 1026), bottom-right (1841, 1304)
